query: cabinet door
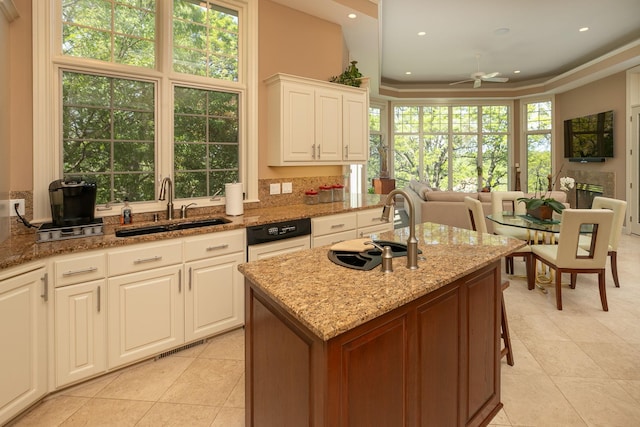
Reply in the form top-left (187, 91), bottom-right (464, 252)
top-left (107, 266), bottom-right (184, 368)
top-left (0, 267), bottom-right (47, 426)
top-left (315, 88), bottom-right (342, 161)
top-left (342, 91), bottom-right (368, 161)
top-left (185, 252), bottom-right (244, 342)
top-left (282, 82), bottom-right (315, 162)
top-left (55, 280), bottom-right (106, 387)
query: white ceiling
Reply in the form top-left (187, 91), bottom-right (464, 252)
top-left (270, 0), bottom-right (640, 95)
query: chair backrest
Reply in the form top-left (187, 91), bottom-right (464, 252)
top-left (591, 196), bottom-right (627, 251)
top-left (464, 196), bottom-right (488, 233)
top-left (491, 191), bottom-right (526, 215)
top-left (556, 209), bottom-right (614, 269)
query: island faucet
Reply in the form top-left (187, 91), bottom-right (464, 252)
top-left (159, 177), bottom-right (174, 220)
top-left (380, 188), bottom-right (419, 270)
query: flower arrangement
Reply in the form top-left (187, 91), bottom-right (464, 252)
top-left (517, 166), bottom-right (573, 219)
top-left (329, 61), bottom-right (363, 87)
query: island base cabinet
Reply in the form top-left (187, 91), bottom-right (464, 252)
top-left (245, 262), bottom-right (502, 427)
top-left (0, 267), bottom-right (48, 426)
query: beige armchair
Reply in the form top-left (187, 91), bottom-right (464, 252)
top-left (531, 209), bottom-right (614, 311)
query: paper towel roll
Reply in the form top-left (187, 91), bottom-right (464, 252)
top-left (225, 182), bottom-right (244, 216)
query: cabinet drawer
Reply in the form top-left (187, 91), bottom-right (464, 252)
top-left (356, 208), bottom-right (388, 229)
top-left (184, 229), bottom-right (245, 262)
top-left (54, 252), bottom-right (106, 288)
top-left (108, 240), bottom-right (182, 277)
top-left (312, 230), bottom-right (357, 248)
top-left (312, 213), bottom-right (357, 237)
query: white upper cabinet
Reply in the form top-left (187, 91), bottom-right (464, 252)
top-left (266, 73), bottom-right (369, 166)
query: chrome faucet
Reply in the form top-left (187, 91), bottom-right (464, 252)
top-left (380, 189), bottom-right (419, 270)
top-left (159, 177), bottom-right (174, 220)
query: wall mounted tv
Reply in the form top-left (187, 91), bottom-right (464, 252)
top-left (564, 110), bottom-right (614, 162)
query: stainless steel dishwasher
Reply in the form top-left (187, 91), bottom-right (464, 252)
top-left (246, 218), bottom-right (312, 261)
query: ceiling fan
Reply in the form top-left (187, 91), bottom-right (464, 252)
top-left (449, 55), bottom-right (509, 88)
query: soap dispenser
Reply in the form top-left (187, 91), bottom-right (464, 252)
top-left (120, 198), bottom-right (133, 225)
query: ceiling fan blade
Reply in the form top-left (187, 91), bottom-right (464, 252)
top-left (473, 79), bottom-right (482, 89)
top-left (449, 79), bottom-right (474, 86)
top-left (481, 71), bottom-right (500, 79)
top-left (483, 77), bottom-right (509, 83)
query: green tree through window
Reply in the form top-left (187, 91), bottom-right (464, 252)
top-left (59, 0), bottom-right (243, 205)
top-left (393, 104), bottom-right (510, 191)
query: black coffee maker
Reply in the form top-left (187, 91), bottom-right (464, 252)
top-left (49, 178), bottom-right (97, 226)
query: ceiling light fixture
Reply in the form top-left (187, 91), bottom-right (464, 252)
top-left (494, 27), bottom-right (510, 35)
top-left (417, 31), bottom-right (426, 36)
top-left (405, 71), bottom-right (412, 75)
top-left (579, 27), bottom-right (589, 32)
top-left (514, 70), bottom-right (521, 74)
top-left (348, 13), bottom-right (357, 19)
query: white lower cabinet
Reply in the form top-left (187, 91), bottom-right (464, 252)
top-left (0, 265), bottom-right (48, 426)
top-left (107, 265), bottom-right (184, 369)
top-left (185, 252), bottom-right (244, 342)
top-left (55, 279), bottom-right (106, 387)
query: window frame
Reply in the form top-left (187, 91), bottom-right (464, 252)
top-left (32, 0), bottom-right (258, 222)
top-left (390, 100), bottom-right (513, 191)
top-left (520, 96), bottom-right (555, 193)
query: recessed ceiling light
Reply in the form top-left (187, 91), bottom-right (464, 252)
top-left (514, 70), bottom-right (521, 74)
top-left (579, 27), bottom-right (589, 32)
top-left (405, 71), bottom-right (412, 75)
top-left (417, 31), bottom-right (426, 36)
top-left (348, 13), bottom-right (357, 19)
top-left (494, 27), bottom-right (510, 35)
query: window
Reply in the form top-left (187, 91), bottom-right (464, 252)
top-left (523, 100), bottom-right (553, 193)
top-left (366, 104), bottom-right (387, 193)
top-left (33, 0), bottom-right (257, 219)
top-left (393, 103), bottom-right (511, 191)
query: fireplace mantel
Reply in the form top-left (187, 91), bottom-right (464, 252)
top-left (565, 170), bottom-right (615, 207)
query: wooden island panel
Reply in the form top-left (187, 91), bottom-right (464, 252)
top-left (245, 261), bottom-right (502, 427)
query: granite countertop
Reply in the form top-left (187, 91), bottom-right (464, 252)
top-left (0, 194), bottom-right (386, 270)
top-left (238, 222), bottom-right (526, 341)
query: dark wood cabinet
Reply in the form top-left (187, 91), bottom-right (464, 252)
top-left (245, 261), bottom-right (502, 426)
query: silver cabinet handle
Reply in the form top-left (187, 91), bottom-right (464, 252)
top-left (317, 144), bottom-right (321, 159)
top-left (63, 267), bottom-right (98, 277)
top-left (189, 267), bottom-right (192, 291)
top-left (370, 217), bottom-right (384, 222)
top-left (312, 144), bottom-right (316, 159)
top-left (178, 269), bottom-right (182, 293)
top-left (40, 272), bottom-right (48, 302)
top-left (330, 223), bottom-right (345, 229)
top-left (206, 244), bottom-right (229, 251)
top-left (97, 285), bottom-right (101, 313)
top-left (344, 145), bottom-right (349, 159)
top-left (133, 256), bottom-right (162, 264)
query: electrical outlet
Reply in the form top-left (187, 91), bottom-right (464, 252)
top-left (269, 183), bottom-right (281, 195)
top-left (10, 199), bottom-right (25, 217)
top-left (282, 182), bottom-right (293, 194)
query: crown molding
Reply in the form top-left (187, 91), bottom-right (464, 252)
top-left (0, 0), bottom-right (19, 22)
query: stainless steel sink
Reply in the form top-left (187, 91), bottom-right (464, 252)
top-left (327, 240), bottom-right (422, 270)
top-left (115, 217), bottom-right (230, 237)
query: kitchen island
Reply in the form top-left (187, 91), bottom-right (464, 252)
top-left (239, 222), bottom-right (525, 427)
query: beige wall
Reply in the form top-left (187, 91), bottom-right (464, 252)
top-left (8, 0), bottom-right (31, 192)
top-left (554, 72), bottom-right (626, 199)
top-left (258, 0), bottom-right (346, 179)
top-left (0, 4), bottom-right (11, 241)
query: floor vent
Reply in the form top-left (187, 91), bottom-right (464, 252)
top-left (155, 339), bottom-right (206, 360)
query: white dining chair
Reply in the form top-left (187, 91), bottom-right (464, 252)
top-left (531, 209), bottom-right (614, 311)
top-left (464, 196), bottom-right (515, 365)
top-left (577, 197), bottom-right (627, 288)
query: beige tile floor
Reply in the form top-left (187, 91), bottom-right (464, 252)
top-left (9, 234), bottom-right (640, 426)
